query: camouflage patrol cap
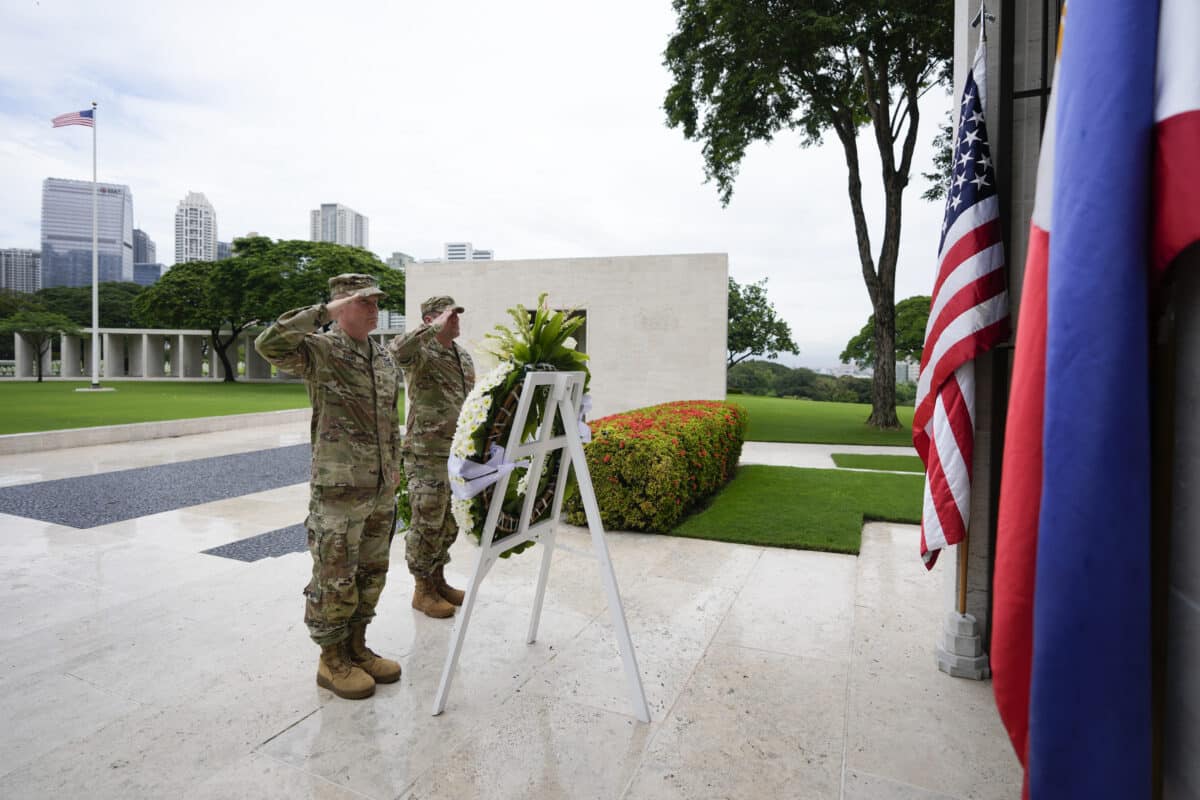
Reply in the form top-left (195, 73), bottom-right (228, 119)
top-left (421, 295), bottom-right (465, 317)
top-left (328, 273), bottom-right (386, 299)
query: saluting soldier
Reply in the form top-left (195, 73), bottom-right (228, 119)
top-left (389, 296), bottom-right (474, 618)
top-left (255, 273), bottom-right (403, 700)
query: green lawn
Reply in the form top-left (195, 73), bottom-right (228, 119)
top-left (671, 465), bottom-right (922, 554)
top-left (727, 394), bottom-right (915, 446)
top-left (831, 453), bottom-right (924, 473)
top-left (0, 381), bottom-right (333, 434)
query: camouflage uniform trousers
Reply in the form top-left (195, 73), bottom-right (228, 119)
top-left (303, 483), bottom-right (398, 647)
top-left (403, 454), bottom-right (459, 578)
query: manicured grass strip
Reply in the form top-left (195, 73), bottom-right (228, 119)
top-left (831, 453), bottom-right (925, 473)
top-left (728, 394), bottom-right (915, 446)
top-left (0, 381), bottom-right (397, 435)
top-left (670, 464), bottom-right (922, 554)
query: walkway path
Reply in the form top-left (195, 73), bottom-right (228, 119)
top-left (0, 421), bottom-right (1019, 799)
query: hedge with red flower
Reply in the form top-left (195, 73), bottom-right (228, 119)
top-left (564, 400), bottom-right (748, 532)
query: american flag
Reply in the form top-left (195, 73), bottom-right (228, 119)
top-left (51, 109), bottom-right (94, 128)
top-left (912, 36), bottom-right (1010, 569)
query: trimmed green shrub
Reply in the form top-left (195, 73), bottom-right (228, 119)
top-left (564, 400), bottom-right (748, 532)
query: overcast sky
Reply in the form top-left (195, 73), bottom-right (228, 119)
top-left (0, 0), bottom-right (952, 368)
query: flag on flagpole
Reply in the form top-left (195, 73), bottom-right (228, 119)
top-left (992, 0), bottom-right (1200, 795)
top-left (912, 34), bottom-right (1009, 569)
top-left (51, 109), bottom-right (94, 128)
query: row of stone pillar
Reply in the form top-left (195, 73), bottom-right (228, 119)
top-left (11, 328), bottom-right (403, 380)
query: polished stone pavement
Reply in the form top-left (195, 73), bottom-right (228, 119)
top-left (0, 424), bottom-right (1021, 799)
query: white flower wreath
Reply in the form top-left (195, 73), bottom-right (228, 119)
top-left (447, 295), bottom-right (589, 557)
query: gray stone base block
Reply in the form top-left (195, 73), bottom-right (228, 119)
top-left (936, 647), bottom-right (992, 680)
top-left (936, 612), bottom-right (991, 680)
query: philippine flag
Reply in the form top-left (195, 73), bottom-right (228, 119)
top-left (992, 1), bottom-right (1200, 798)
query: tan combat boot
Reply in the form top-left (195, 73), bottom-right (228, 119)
top-left (433, 564), bottom-right (465, 607)
top-left (412, 576), bottom-right (456, 618)
top-left (317, 642), bottom-right (375, 700)
top-left (348, 624), bottom-right (401, 684)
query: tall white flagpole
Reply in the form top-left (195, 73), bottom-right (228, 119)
top-left (90, 100), bottom-right (99, 388)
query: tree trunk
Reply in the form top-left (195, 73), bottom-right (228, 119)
top-left (867, 294), bottom-right (900, 428)
top-left (35, 340), bottom-right (44, 383)
top-left (212, 331), bottom-right (238, 382)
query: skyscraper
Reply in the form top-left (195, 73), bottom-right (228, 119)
top-left (133, 228), bottom-right (156, 264)
top-left (444, 242), bottom-right (494, 261)
top-left (175, 191), bottom-right (218, 264)
top-left (310, 204), bottom-right (369, 248)
top-left (217, 241), bottom-right (232, 260)
top-left (41, 177), bottom-right (133, 288)
top-left (0, 249), bottom-right (41, 293)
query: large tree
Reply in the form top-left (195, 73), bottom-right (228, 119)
top-left (727, 277), bottom-right (799, 367)
top-left (840, 294), bottom-right (932, 370)
top-left (0, 311), bottom-right (81, 382)
top-left (132, 239), bottom-right (404, 381)
top-left (232, 237), bottom-right (405, 321)
top-left (664, 0), bottom-right (952, 428)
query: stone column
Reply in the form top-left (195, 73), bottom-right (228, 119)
top-left (244, 332), bottom-right (271, 379)
top-left (180, 334), bottom-right (205, 378)
top-left (144, 335), bottom-right (165, 378)
top-left (103, 333), bottom-right (125, 377)
top-left (126, 334), bottom-right (145, 377)
top-left (14, 333), bottom-right (32, 378)
top-left (61, 334), bottom-right (82, 377)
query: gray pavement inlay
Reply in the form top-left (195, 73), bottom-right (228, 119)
top-left (0, 444), bottom-right (310, 528)
top-left (202, 523), bottom-right (308, 562)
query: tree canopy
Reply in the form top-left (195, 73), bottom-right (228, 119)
top-left (133, 238), bottom-right (403, 381)
top-left (664, 0), bottom-right (952, 428)
top-left (840, 295), bottom-right (931, 370)
top-left (727, 277), bottom-right (799, 367)
top-left (36, 282), bottom-right (146, 328)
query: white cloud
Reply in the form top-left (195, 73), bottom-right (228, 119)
top-left (0, 0), bottom-right (953, 368)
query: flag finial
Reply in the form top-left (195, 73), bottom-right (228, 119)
top-left (971, 2), bottom-right (997, 42)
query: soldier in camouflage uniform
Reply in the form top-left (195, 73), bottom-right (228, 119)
top-left (389, 295), bottom-right (475, 618)
top-left (254, 273), bottom-right (403, 700)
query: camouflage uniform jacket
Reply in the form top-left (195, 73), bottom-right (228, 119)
top-left (255, 304), bottom-right (402, 489)
top-left (388, 323), bottom-right (475, 458)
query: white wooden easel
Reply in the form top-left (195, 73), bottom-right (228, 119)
top-left (432, 370), bottom-right (650, 723)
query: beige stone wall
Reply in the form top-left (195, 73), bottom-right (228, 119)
top-left (405, 253), bottom-right (728, 419)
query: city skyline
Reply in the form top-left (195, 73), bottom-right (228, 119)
top-left (0, 1), bottom-right (952, 367)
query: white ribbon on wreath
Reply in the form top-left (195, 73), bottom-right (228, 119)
top-left (447, 445), bottom-right (530, 500)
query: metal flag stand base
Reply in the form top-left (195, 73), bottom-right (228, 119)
top-left (431, 370), bottom-right (651, 723)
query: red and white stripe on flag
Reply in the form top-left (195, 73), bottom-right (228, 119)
top-left (1154, 0), bottom-right (1200, 275)
top-left (51, 109), bottom-right (93, 128)
top-left (912, 37), bottom-right (1011, 569)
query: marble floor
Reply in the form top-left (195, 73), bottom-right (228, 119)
top-left (0, 424), bottom-right (1021, 799)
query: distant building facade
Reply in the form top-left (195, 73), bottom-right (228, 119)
top-left (133, 228), bottom-right (156, 264)
top-left (310, 204), bottom-right (368, 248)
top-left (217, 241), bottom-right (232, 260)
top-left (386, 251), bottom-right (415, 271)
top-left (0, 248), bottom-right (41, 293)
top-left (41, 178), bottom-right (134, 288)
top-left (133, 262), bottom-right (164, 286)
top-left (175, 191), bottom-right (218, 264)
top-left (443, 242), bottom-right (494, 261)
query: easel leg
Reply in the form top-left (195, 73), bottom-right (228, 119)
top-left (562, 398), bottom-right (651, 723)
top-left (432, 548), bottom-right (491, 716)
top-left (589, 525), bottom-right (652, 723)
top-left (527, 529), bottom-right (556, 644)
